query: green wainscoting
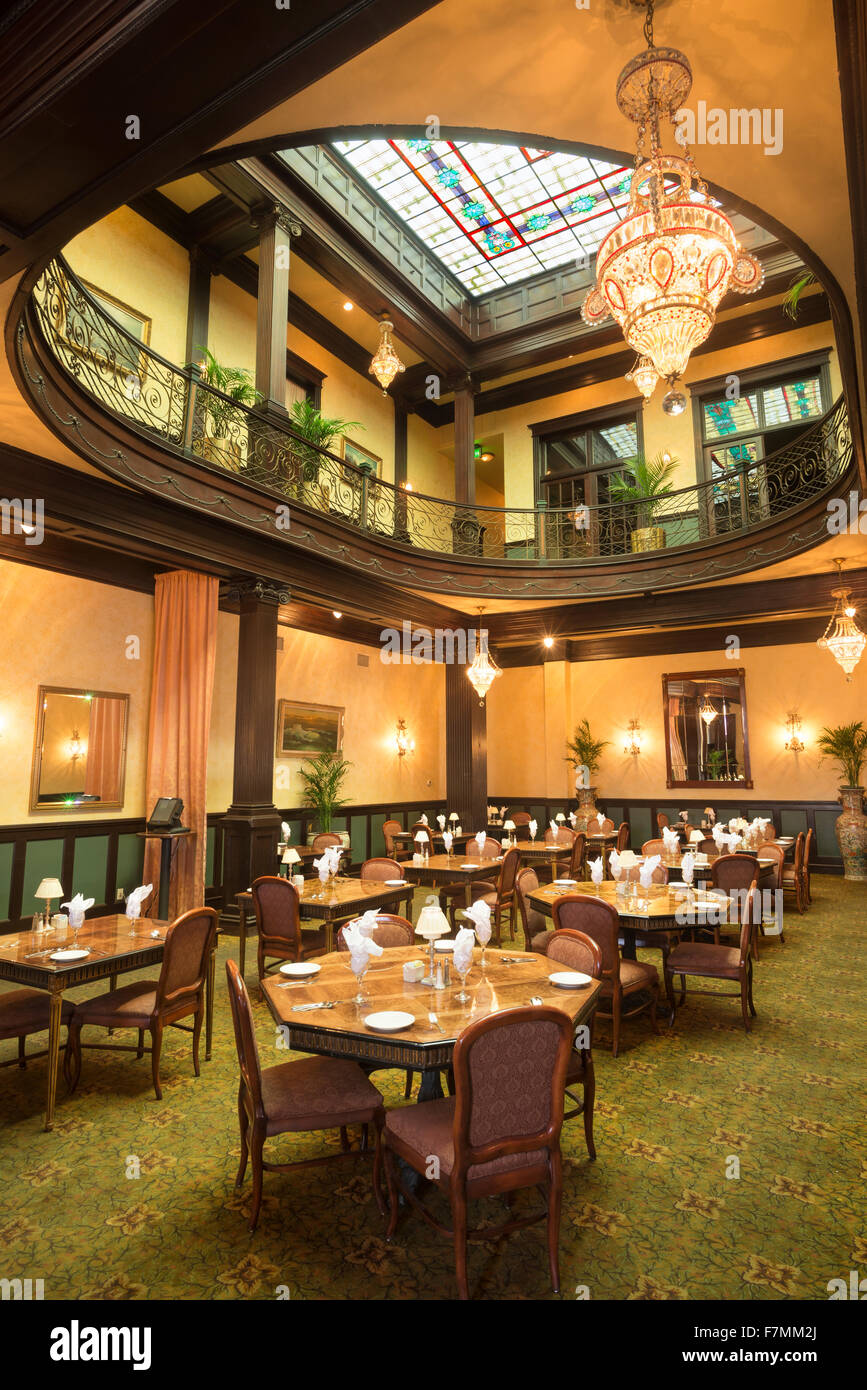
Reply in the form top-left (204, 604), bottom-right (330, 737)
top-left (0, 841), bottom-right (13, 921)
top-left (115, 833), bottom-right (145, 902)
top-left (780, 807), bottom-right (809, 838)
top-left (22, 838), bottom-right (64, 919)
top-left (629, 807), bottom-right (653, 849)
top-left (72, 835), bottom-right (110, 905)
top-left (205, 825), bottom-right (215, 888)
top-left (815, 808), bottom-right (841, 859)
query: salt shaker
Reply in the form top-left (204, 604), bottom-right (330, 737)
top-left (434, 958), bottom-right (445, 990)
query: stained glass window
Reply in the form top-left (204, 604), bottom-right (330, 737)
top-left (330, 138), bottom-right (637, 294)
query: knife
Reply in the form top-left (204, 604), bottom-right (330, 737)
top-left (290, 1001), bottom-right (337, 1012)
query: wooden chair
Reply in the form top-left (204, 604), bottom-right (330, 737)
top-left (709, 853), bottom-right (759, 944)
top-left (66, 907), bottom-right (217, 1101)
top-left (641, 838), bottom-right (669, 857)
top-left (552, 894), bottom-right (659, 1057)
top-left (622, 862), bottom-right (669, 883)
top-left (467, 846), bottom-right (521, 942)
top-left (664, 886), bottom-right (760, 1032)
top-left (383, 1005), bottom-right (573, 1300)
top-left (336, 914), bottom-right (414, 950)
top-left (544, 826), bottom-right (575, 847)
top-left (251, 875), bottom-right (328, 980)
top-left (781, 832), bottom-right (806, 914)
top-left (516, 867), bottom-right (555, 955)
top-left (802, 827), bottom-right (814, 905)
top-left (616, 863), bottom-right (677, 973)
top-left (545, 928), bottom-right (602, 1156)
top-left (616, 821), bottom-right (630, 852)
top-left (755, 843), bottom-right (784, 952)
top-left (0, 989), bottom-right (74, 1077)
top-left (466, 837), bottom-right (502, 858)
top-left (383, 819), bottom-right (411, 863)
top-left (568, 831), bottom-right (586, 880)
top-left (657, 812), bottom-right (670, 830)
top-left (590, 816), bottom-right (615, 834)
top-left (360, 857), bottom-right (412, 918)
top-left (409, 821), bottom-right (436, 855)
top-left (225, 959), bottom-right (385, 1232)
top-left (311, 832), bottom-right (342, 854)
top-left (440, 838), bottom-right (500, 923)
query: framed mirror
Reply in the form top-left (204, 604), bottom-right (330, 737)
top-left (662, 669), bottom-right (753, 789)
top-left (31, 686), bottom-right (129, 812)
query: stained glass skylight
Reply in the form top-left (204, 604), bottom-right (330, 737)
top-left (332, 138), bottom-right (637, 296)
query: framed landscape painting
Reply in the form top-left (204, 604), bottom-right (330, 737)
top-left (276, 700), bottom-right (344, 757)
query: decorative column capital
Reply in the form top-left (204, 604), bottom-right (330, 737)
top-left (253, 202), bottom-right (302, 239)
top-left (223, 576), bottom-right (290, 607)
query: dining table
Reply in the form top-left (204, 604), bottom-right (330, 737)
top-left (261, 944), bottom-right (602, 1103)
top-left (401, 852), bottom-right (503, 909)
top-left (0, 913), bottom-right (212, 1131)
top-left (527, 879), bottom-right (735, 961)
top-left (234, 876), bottom-right (413, 976)
top-left (391, 829), bottom-right (472, 853)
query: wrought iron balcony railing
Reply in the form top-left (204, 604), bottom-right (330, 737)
top-left (29, 257), bottom-right (853, 564)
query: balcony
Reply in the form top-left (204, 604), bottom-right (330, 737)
top-left (15, 257), bottom-right (856, 599)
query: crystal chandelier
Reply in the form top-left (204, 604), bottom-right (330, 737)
top-left (817, 562), bottom-right (866, 681)
top-left (369, 317), bottom-right (405, 395)
top-left (584, 0), bottom-right (763, 397)
top-left (699, 694), bottom-right (718, 725)
top-left (466, 608), bottom-right (502, 704)
top-left (626, 355), bottom-right (659, 400)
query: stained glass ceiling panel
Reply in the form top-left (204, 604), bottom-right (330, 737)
top-left (332, 138), bottom-right (636, 295)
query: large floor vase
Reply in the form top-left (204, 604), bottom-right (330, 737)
top-left (835, 787), bottom-right (867, 881)
top-left (572, 785), bottom-right (600, 834)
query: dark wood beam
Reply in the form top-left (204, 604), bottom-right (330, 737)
top-left (454, 384), bottom-right (475, 505)
top-left (184, 248), bottom-right (211, 367)
top-left (254, 205), bottom-right (296, 416)
top-left (445, 661), bottom-right (487, 830)
top-left (496, 615), bottom-right (840, 666)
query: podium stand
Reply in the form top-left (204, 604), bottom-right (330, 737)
top-left (136, 828), bottom-right (191, 921)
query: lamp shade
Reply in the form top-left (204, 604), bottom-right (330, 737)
top-left (555, 813), bottom-right (566, 823)
top-left (503, 819), bottom-right (516, 831)
top-left (282, 847), bottom-right (301, 865)
top-left (449, 812), bottom-right (459, 822)
top-left (414, 830), bottom-right (429, 844)
top-left (35, 878), bottom-right (64, 899)
top-left (415, 900), bottom-right (450, 939)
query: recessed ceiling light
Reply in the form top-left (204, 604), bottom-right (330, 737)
top-left (333, 610), bottom-right (343, 619)
top-left (543, 636), bottom-right (554, 648)
top-left (342, 301), bottom-right (353, 311)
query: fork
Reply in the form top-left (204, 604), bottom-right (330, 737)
top-left (427, 1011), bottom-right (445, 1034)
top-left (290, 1001), bottom-right (337, 1012)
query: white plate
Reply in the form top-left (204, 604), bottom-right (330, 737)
top-left (434, 939), bottom-right (456, 951)
top-left (363, 1010), bottom-right (414, 1033)
top-left (384, 879), bottom-right (407, 886)
top-left (50, 949), bottom-right (89, 962)
top-left (459, 863), bottom-right (477, 868)
top-left (549, 971), bottom-right (592, 989)
top-left (554, 878), bottom-right (577, 885)
top-left (279, 961), bottom-right (321, 978)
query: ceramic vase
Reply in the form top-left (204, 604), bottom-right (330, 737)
top-left (835, 786), bottom-right (867, 881)
top-left (572, 784), bottom-right (600, 833)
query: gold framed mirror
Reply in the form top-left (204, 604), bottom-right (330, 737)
top-left (30, 685), bottom-right (129, 812)
top-left (662, 669), bottom-right (753, 789)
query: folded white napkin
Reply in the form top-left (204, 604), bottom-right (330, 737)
top-left (475, 830), bottom-right (486, 851)
top-left (281, 821), bottom-right (291, 841)
top-left (125, 884), bottom-right (153, 919)
top-left (344, 910), bottom-right (385, 973)
top-left (549, 819), bottom-right (558, 835)
top-left (609, 849), bottom-right (621, 879)
top-left (663, 826), bottom-right (680, 851)
top-left (596, 814), bottom-right (605, 829)
top-left (453, 926), bottom-right (475, 974)
top-left (568, 811), bottom-right (577, 826)
top-left (437, 814), bottom-right (446, 831)
top-left (443, 831), bottom-right (453, 853)
top-left (681, 851), bottom-right (695, 886)
top-left (529, 819), bottom-right (538, 838)
top-left (712, 823), bottom-right (726, 845)
top-left (462, 898), bottom-right (492, 945)
top-left (589, 857), bottom-right (604, 886)
top-left (639, 854), bottom-right (661, 890)
top-left (61, 892), bottom-right (95, 928)
top-left (420, 814), bottom-right (428, 825)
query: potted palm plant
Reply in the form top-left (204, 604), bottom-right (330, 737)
top-left (608, 451), bottom-right (678, 552)
top-left (288, 400), bottom-right (362, 506)
top-left (817, 722), bottom-right (867, 879)
top-left (565, 719), bottom-right (610, 831)
top-left (193, 346), bottom-right (262, 468)
top-left (299, 750), bottom-right (353, 847)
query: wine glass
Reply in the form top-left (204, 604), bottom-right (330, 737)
top-left (475, 924), bottom-right (491, 972)
top-left (69, 911), bottom-right (83, 948)
top-left (350, 953), bottom-right (369, 1004)
top-left (126, 907), bottom-right (138, 938)
top-left (454, 953), bottom-right (472, 1003)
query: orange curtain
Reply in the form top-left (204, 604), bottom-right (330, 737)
top-left (84, 697), bottom-right (124, 802)
top-left (668, 695), bottom-right (688, 782)
top-left (144, 571), bottom-right (218, 917)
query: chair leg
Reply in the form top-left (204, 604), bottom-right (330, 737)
top-left (339, 1125), bottom-right (351, 1152)
top-left (249, 1127), bottom-right (265, 1233)
top-left (372, 1115), bottom-right (386, 1217)
top-left (582, 1058), bottom-right (596, 1160)
top-left (403, 1071), bottom-right (414, 1100)
top-left (679, 973), bottom-right (687, 1006)
top-left (384, 1146), bottom-right (400, 1241)
top-left (611, 993), bottom-right (621, 1059)
top-left (453, 1191), bottom-right (470, 1301)
top-left (108, 972), bottom-right (117, 1035)
top-left (235, 1088), bottom-right (250, 1188)
top-left (446, 1065), bottom-right (455, 1097)
top-left (136, 1028), bottom-right (145, 1059)
top-left (66, 1020), bottom-right (83, 1093)
top-left (649, 983), bottom-right (660, 1035)
top-left (547, 1152), bottom-right (563, 1294)
top-left (191, 1002), bottom-right (203, 1077)
top-left (740, 976), bottom-right (752, 1032)
top-left (747, 963), bottom-right (757, 1018)
top-left (150, 1020), bottom-right (164, 1101)
top-left (17, 1035), bottom-right (26, 1070)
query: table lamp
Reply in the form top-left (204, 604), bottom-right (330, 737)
top-left (448, 811), bottom-right (459, 826)
top-left (414, 829), bottom-right (430, 861)
top-left (281, 846), bottom-right (301, 878)
top-left (503, 818), bottom-right (516, 846)
top-left (619, 850), bottom-right (637, 868)
top-left (35, 877), bottom-right (64, 928)
top-left (415, 898), bottom-right (451, 986)
top-left (555, 812), bottom-right (566, 824)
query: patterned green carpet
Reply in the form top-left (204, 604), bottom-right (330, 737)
top-left (0, 876), bottom-right (864, 1301)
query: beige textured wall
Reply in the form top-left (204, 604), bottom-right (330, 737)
top-left (487, 642), bottom-right (865, 804)
top-left (273, 626), bottom-right (446, 807)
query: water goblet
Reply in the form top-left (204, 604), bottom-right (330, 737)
top-left (454, 956), bottom-right (472, 1003)
top-left (475, 925), bottom-right (491, 971)
top-left (350, 954), bottom-right (369, 1005)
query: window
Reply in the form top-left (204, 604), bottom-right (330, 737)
top-left (532, 406), bottom-right (642, 557)
top-left (694, 354), bottom-right (831, 534)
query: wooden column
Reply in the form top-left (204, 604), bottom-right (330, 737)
top-left (453, 381), bottom-right (476, 505)
top-left (220, 576), bottom-right (289, 917)
top-left (393, 398), bottom-right (408, 486)
top-left (184, 247), bottom-right (212, 366)
top-left (254, 204), bottom-right (300, 419)
top-left (445, 659), bottom-right (487, 830)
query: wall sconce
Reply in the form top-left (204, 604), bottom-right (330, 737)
top-left (396, 718), bottom-right (415, 758)
top-left (785, 712), bottom-right (805, 752)
top-left (624, 719), bottom-right (642, 756)
top-left (69, 729), bottom-right (83, 763)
